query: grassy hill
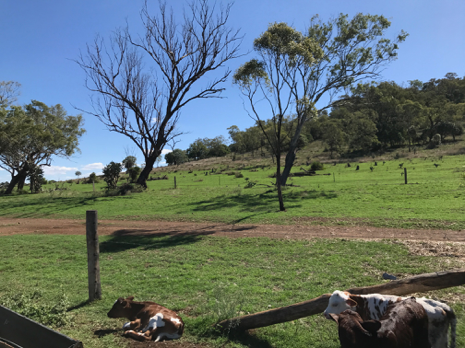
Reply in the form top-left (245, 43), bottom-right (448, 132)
top-left (1, 139), bottom-right (465, 230)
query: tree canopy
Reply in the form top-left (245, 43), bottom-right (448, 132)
top-left (234, 14), bottom-right (408, 193)
top-left (0, 100), bottom-right (85, 193)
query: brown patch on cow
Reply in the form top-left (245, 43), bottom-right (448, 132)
top-left (349, 295), bottom-right (371, 321)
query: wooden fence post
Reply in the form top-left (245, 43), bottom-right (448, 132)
top-left (404, 168), bottom-right (407, 184)
top-left (86, 210), bottom-right (101, 301)
top-left (174, 176), bottom-right (177, 189)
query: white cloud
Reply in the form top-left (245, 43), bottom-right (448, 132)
top-left (161, 149), bottom-right (172, 154)
top-left (81, 163), bottom-right (104, 171)
top-left (42, 165), bottom-right (78, 176)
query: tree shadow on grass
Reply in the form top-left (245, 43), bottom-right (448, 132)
top-left (188, 189), bottom-right (337, 213)
top-left (0, 194), bottom-right (107, 218)
top-left (99, 222), bottom-right (259, 254)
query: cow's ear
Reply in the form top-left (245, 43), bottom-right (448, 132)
top-left (327, 313), bottom-right (339, 324)
top-left (361, 320), bottom-right (381, 334)
top-left (117, 297), bottom-right (124, 303)
top-left (345, 298), bottom-right (357, 307)
top-left (126, 296), bottom-right (135, 301)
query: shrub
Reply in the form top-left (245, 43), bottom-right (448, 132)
top-left (235, 172), bottom-right (244, 178)
top-left (103, 162), bottom-right (122, 189)
top-left (117, 183), bottom-right (145, 195)
top-left (127, 166), bottom-right (141, 183)
top-left (310, 161), bottom-right (324, 171)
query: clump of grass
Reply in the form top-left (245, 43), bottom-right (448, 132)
top-left (1, 289), bottom-right (71, 328)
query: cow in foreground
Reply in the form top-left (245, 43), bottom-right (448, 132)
top-left (107, 296), bottom-right (184, 342)
top-left (328, 297), bottom-right (431, 348)
top-left (324, 290), bottom-right (456, 348)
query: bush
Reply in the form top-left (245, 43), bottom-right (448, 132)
top-left (310, 161), bottom-right (324, 171)
top-left (103, 162), bottom-right (122, 189)
top-left (235, 172), bottom-right (244, 178)
top-left (127, 166), bottom-right (141, 183)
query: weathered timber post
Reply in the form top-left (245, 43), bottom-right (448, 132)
top-left (86, 210), bottom-right (102, 301)
top-left (216, 269), bottom-right (465, 332)
top-left (404, 168), bottom-right (407, 184)
top-left (174, 176), bottom-right (177, 189)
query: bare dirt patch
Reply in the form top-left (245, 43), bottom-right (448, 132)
top-left (0, 217), bottom-right (464, 242)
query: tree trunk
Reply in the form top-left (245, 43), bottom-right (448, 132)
top-left (280, 112), bottom-right (308, 186)
top-left (275, 154), bottom-right (285, 211)
top-left (280, 149), bottom-right (296, 187)
top-left (136, 151), bottom-right (160, 188)
top-left (5, 167), bottom-right (28, 194)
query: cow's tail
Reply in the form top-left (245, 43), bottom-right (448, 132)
top-left (447, 309), bottom-right (456, 348)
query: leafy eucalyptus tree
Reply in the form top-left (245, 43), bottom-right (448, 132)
top-left (0, 101), bottom-right (85, 194)
top-left (234, 14), bottom-right (408, 197)
top-left (77, 0), bottom-right (242, 188)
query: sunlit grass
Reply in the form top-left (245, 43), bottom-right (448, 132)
top-left (1, 234), bottom-right (464, 347)
top-left (1, 155), bottom-right (465, 230)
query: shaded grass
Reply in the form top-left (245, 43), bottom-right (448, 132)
top-left (0, 234), bottom-right (464, 347)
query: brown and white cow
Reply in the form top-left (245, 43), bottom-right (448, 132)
top-left (324, 290), bottom-right (456, 348)
top-left (107, 296), bottom-right (184, 342)
top-left (328, 297), bottom-right (431, 348)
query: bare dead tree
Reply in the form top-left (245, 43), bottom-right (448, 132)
top-left (76, 0), bottom-right (242, 187)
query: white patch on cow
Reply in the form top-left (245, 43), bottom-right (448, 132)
top-left (123, 322), bottom-right (131, 329)
top-left (324, 290), bottom-right (456, 348)
top-left (171, 317), bottom-right (181, 325)
top-left (154, 332), bottom-right (181, 342)
top-left (142, 313), bottom-right (165, 331)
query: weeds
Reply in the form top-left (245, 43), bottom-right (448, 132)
top-left (1, 289), bottom-right (71, 328)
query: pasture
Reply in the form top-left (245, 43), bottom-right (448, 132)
top-left (1, 153), bottom-right (465, 347)
top-left (0, 233), bottom-right (464, 347)
top-left (0, 155), bottom-right (464, 230)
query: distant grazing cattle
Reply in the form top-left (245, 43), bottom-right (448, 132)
top-left (324, 290), bottom-right (456, 348)
top-left (107, 296), bottom-right (184, 342)
top-left (328, 297), bottom-right (431, 348)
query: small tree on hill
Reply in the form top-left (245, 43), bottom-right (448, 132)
top-left (103, 162), bottom-right (122, 189)
top-left (122, 156), bottom-right (137, 170)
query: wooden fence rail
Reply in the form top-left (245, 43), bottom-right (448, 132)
top-left (216, 269), bottom-right (465, 332)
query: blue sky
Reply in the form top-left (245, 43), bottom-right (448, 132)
top-left (1, 0), bottom-right (464, 182)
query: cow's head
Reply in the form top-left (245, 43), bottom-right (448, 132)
top-left (324, 290), bottom-right (357, 319)
top-left (107, 296), bottom-right (135, 318)
top-left (328, 309), bottom-right (381, 348)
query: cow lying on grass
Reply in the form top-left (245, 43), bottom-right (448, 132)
top-left (328, 297), bottom-right (431, 348)
top-left (324, 290), bottom-right (456, 348)
top-left (107, 296), bottom-right (184, 342)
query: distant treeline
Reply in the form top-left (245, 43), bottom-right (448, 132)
top-left (166, 73), bottom-right (465, 164)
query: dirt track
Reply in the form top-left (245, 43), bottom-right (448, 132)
top-left (0, 217), bottom-right (464, 242)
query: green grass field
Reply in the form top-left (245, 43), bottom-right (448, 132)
top-left (1, 155), bottom-right (464, 230)
top-left (1, 234), bottom-right (464, 348)
top-left (1, 153), bottom-right (465, 347)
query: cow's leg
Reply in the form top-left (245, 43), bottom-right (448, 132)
top-left (123, 330), bottom-right (151, 341)
top-left (123, 319), bottom-right (141, 331)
